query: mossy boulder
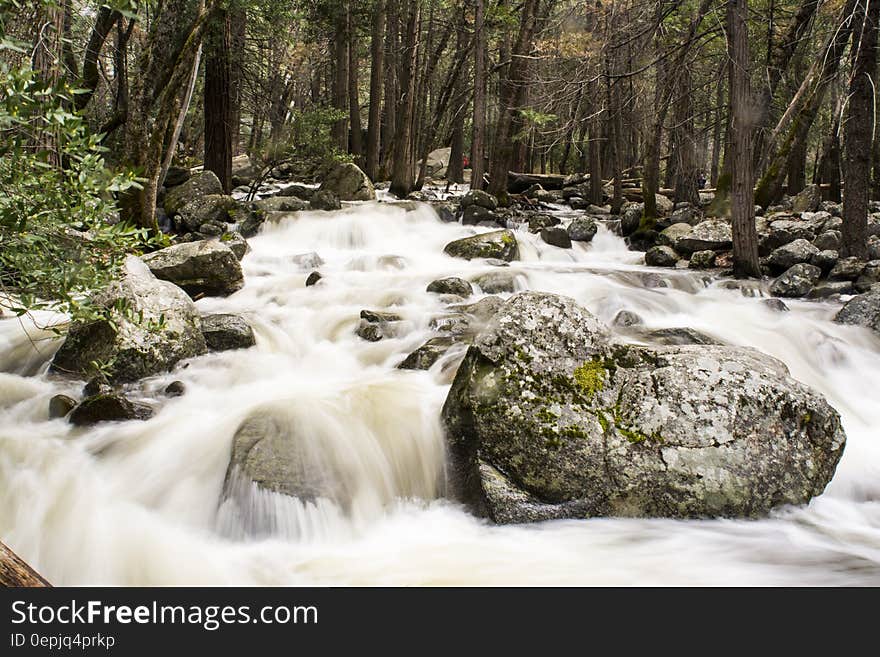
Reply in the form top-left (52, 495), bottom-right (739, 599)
top-left (442, 291), bottom-right (846, 524)
top-left (69, 393), bottom-right (153, 426)
top-left (50, 257), bottom-right (207, 384)
top-left (444, 230), bottom-right (519, 262)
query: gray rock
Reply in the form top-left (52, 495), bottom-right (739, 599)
top-left (165, 381), bottom-right (185, 397)
top-left (462, 204), bottom-right (498, 226)
top-left (566, 216), bottom-right (598, 242)
top-left (689, 250), bottom-right (717, 269)
top-left (472, 270), bottom-right (519, 294)
top-left (869, 235), bottom-right (880, 260)
top-left (769, 263), bottom-right (822, 298)
top-left (808, 282), bottom-right (855, 298)
top-left (231, 154), bottom-right (259, 187)
top-left (164, 167), bottom-right (192, 188)
top-left (253, 196), bottom-right (310, 213)
top-left (176, 194), bottom-right (238, 232)
top-left (810, 249), bottom-right (839, 273)
top-left (141, 240), bottom-right (244, 297)
top-left (645, 246), bottom-right (678, 267)
top-left (360, 309), bottom-right (402, 323)
top-left (49, 394), bottom-right (76, 419)
top-left (50, 258), bottom-right (206, 384)
top-left (427, 277), bottom-right (473, 297)
top-left (356, 310), bottom-right (402, 342)
top-left (675, 220), bottom-right (732, 254)
top-left (613, 310), bottom-right (643, 327)
top-left (828, 257), bottom-right (866, 282)
top-left (768, 239), bottom-right (819, 273)
top-left (461, 190), bottom-right (498, 211)
top-left (791, 184), bottom-right (821, 213)
top-left (291, 252), bottom-right (324, 270)
top-left (669, 206), bottom-right (702, 226)
top-left (834, 290), bottom-right (880, 334)
top-left (761, 298), bottom-right (789, 312)
top-left (220, 232), bottom-right (249, 261)
top-left (855, 261), bottom-right (880, 293)
top-left (201, 314), bottom-right (256, 351)
top-left (525, 213), bottom-right (560, 233)
top-left (69, 393), bottom-right (153, 426)
top-left (448, 296), bottom-right (506, 323)
top-left (641, 327), bottom-right (719, 345)
top-left (444, 230), bottom-right (519, 262)
top-left (164, 171), bottom-right (224, 217)
top-left (223, 411), bottom-right (339, 504)
top-left (398, 337), bottom-right (455, 370)
top-left (310, 190), bottom-right (342, 211)
top-left (658, 223), bottom-right (693, 248)
top-left (442, 292), bottom-right (844, 523)
top-left (619, 207), bottom-right (642, 237)
top-left (761, 219), bottom-right (817, 255)
top-left (540, 227), bottom-right (572, 249)
top-left (319, 162), bottom-right (376, 201)
top-left (275, 184), bottom-right (315, 201)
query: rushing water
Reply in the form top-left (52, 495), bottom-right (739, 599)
top-left (2, 200), bottom-right (880, 585)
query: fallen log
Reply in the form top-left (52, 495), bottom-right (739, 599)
top-left (507, 172), bottom-right (568, 193)
top-left (1, 539), bottom-right (51, 587)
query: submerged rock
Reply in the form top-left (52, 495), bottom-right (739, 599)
top-left (310, 190), bottom-right (342, 211)
top-left (442, 291), bottom-right (845, 524)
top-left (142, 240), bottom-right (244, 298)
top-left (398, 337), bottom-right (456, 370)
top-left (472, 270), bottom-right (518, 294)
top-left (444, 230), bottom-right (519, 262)
top-left (50, 258), bottom-right (206, 384)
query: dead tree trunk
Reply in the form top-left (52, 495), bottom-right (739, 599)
top-left (1, 540), bottom-right (50, 587)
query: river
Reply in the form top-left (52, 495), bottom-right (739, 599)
top-left (1, 200), bottom-right (879, 585)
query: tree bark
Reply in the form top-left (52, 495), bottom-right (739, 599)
top-left (842, 0), bottom-right (880, 259)
top-left (204, 9), bottom-right (233, 192)
top-left (389, 3), bottom-right (420, 197)
top-left (1, 540), bottom-right (50, 587)
top-left (729, 0), bottom-right (761, 278)
top-left (332, 7), bottom-right (349, 152)
top-left (365, 0), bottom-right (386, 180)
top-left (348, 3), bottom-right (364, 160)
top-left (471, 0), bottom-right (488, 190)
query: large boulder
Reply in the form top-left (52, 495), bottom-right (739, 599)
top-left (657, 222), bottom-right (693, 248)
top-left (51, 257), bottom-right (207, 383)
top-left (444, 230), bottom-right (519, 261)
top-left (834, 290), bottom-right (880, 335)
top-left (791, 184), bottom-right (821, 213)
top-left (318, 162), bottom-right (376, 201)
top-left (769, 263), bottom-right (822, 298)
top-left (175, 194), bottom-right (238, 233)
top-left (645, 245), bottom-right (678, 268)
top-left (141, 240), bottom-right (244, 297)
top-left (164, 171), bottom-right (224, 217)
top-left (427, 277), bottom-right (473, 297)
top-left (310, 189), bottom-right (342, 210)
top-left (442, 292), bottom-right (845, 524)
top-left (767, 239), bottom-right (819, 273)
top-left (540, 227), bottom-right (572, 249)
top-left (460, 190), bottom-right (498, 211)
top-left (231, 154), bottom-right (259, 187)
top-left (674, 220), bottom-right (732, 255)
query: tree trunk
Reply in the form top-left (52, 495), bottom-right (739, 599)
top-left (471, 0), bottom-right (488, 190)
top-left (1, 540), bottom-right (51, 587)
top-left (673, 67), bottom-right (700, 206)
top-left (729, 0), bottom-right (761, 278)
top-left (332, 8), bottom-right (349, 152)
top-left (381, 0), bottom-right (399, 177)
top-left (487, 0), bottom-right (541, 199)
top-left (348, 3), bottom-right (364, 160)
top-left (842, 0), bottom-right (879, 259)
top-left (365, 0), bottom-right (386, 181)
top-left (204, 9), bottom-right (233, 192)
top-left (389, 3), bottom-right (420, 197)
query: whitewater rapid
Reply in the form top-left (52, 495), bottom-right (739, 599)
top-left (2, 201), bottom-right (879, 585)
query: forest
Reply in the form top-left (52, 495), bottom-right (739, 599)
top-left (1, 0), bottom-right (880, 588)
